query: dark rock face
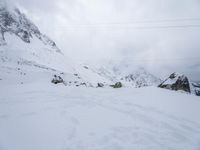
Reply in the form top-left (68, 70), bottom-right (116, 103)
top-left (97, 83), bottom-right (104, 87)
top-left (80, 82), bottom-right (87, 86)
top-left (111, 82), bottom-right (123, 88)
top-left (195, 89), bottom-right (200, 96)
top-left (51, 75), bottom-right (64, 84)
top-left (158, 73), bottom-right (191, 93)
top-left (83, 66), bottom-right (89, 69)
top-left (0, 5), bottom-right (60, 52)
top-left (192, 83), bottom-right (200, 96)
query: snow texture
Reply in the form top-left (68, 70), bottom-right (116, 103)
top-left (0, 3), bottom-right (200, 150)
top-left (0, 83), bottom-right (200, 150)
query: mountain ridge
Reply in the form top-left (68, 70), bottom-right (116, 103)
top-left (0, 4), bottom-right (183, 91)
top-left (0, 4), bottom-right (60, 52)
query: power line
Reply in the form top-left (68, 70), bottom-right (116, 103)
top-left (62, 18), bottom-right (200, 26)
top-left (56, 18), bottom-right (200, 26)
top-left (43, 17), bottom-right (200, 31)
top-left (123, 57), bottom-right (200, 62)
top-left (69, 55), bottom-right (200, 62)
top-left (56, 24), bottom-right (200, 31)
top-left (127, 18), bottom-right (200, 23)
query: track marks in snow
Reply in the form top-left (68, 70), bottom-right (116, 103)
top-left (0, 86), bottom-right (200, 150)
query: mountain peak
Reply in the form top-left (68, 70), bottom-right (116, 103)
top-left (0, 4), bottom-right (61, 53)
top-left (159, 72), bottom-right (191, 93)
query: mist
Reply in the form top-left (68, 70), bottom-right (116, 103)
top-left (7, 0), bottom-right (200, 80)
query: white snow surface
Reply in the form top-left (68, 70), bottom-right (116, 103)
top-left (0, 4), bottom-right (200, 150)
top-left (0, 83), bottom-right (200, 150)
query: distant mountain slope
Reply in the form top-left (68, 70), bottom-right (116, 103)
top-left (84, 65), bottom-right (161, 88)
top-left (0, 5), bottom-right (113, 87)
top-left (0, 2), bottom-right (69, 72)
top-left (120, 67), bottom-right (161, 87)
top-left (0, 4), bottom-right (60, 52)
top-left (0, 3), bottom-right (162, 88)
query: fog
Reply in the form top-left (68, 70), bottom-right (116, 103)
top-left (7, 0), bottom-right (200, 80)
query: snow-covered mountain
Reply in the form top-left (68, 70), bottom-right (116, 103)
top-left (119, 67), bottom-right (161, 88)
top-left (78, 64), bottom-right (161, 88)
top-left (0, 4), bottom-right (60, 52)
top-left (0, 2), bottom-right (67, 70)
top-left (158, 72), bottom-right (200, 96)
top-left (0, 3), bottom-right (113, 86)
top-left (0, 3), bottom-right (161, 88)
top-left (0, 3), bottom-right (200, 150)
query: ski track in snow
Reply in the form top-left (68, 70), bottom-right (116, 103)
top-left (0, 4), bottom-right (200, 150)
top-left (0, 84), bottom-right (200, 150)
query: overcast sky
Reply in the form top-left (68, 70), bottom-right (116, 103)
top-left (7, 0), bottom-right (200, 80)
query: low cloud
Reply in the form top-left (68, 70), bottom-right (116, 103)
top-left (6, 0), bottom-right (200, 80)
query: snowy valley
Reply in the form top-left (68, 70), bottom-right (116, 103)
top-left (0, 3), bottom-right (200, 150)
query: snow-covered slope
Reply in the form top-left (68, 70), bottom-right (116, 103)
top-left (0, 3), bottom-right (162, 88)
top-left (0, 3), bottom-right (60, 52)
top-left (0, 2), bottom-right (200, 150)
top-left (0, 83), bottom-right (200, 150)
top-left (119, 67), bottom-right (161, 87)
top-left (0, 2), bottom-right (73, 71)
top-left (0, 4), bottom-right (117, 87)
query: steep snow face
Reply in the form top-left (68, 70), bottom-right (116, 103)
top-left (0, 4), bottom-right (76, 72)
top-left (0, 5), bottom-right (90, 86)
top-left (0, 4), bottom-right (60, 52)
top-left (0, 2), bottom-right (79, 80)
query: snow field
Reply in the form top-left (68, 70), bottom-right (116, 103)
top-left (0, 83), bottom-right (200, 150)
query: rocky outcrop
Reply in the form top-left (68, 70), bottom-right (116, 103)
top-left (51, 75), bottom-right (64, 84)
top-left (97, 83), bottom-right (104, 87)
top-left (0, 5), bottom-right (60, 52)
top-left (110, 82), bottom-right (123, 88)
top-left (192, 82), bottom-right (200, 96)
top-left (158, 73), bottom-right (191, 93)
top-left (195, 89), bottom-right (200, 96)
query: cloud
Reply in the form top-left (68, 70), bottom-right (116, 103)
top-left (6, 0), bottom-right (200, 80)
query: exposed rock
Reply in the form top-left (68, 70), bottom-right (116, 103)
top-left (51, 75), bottom-right (64, 84)
top-left (83, 66), bottom-right (89, 69)
top-left (80, 82), bottom-right (87, 86)
top-left (192, 82), bottom-right (200, 96)
top-left (158, 73), bottom-right (191, 93)
top-left (97, 83), bottom-right (104, 87)
top-left (195, 89), bottom-right (200, 96)
top-left (111, 82), bottom-right (123, 88)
